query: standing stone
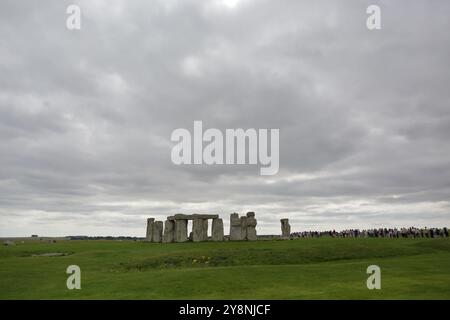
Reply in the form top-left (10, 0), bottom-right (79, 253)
top-left (280, 219), bottom-right (291, 239)
top-left (163, 219), bottom-right (175, 243)
top-left (146, 218), bottom-right (155, 241)
top-left (193, 218), bottom-right (207, 242)
top-left (202, 219), bottom-right (209, 241)
top-left (152, 221), bottom-right (163, 243)
top-left (246, 212), bottom-right (257, 241)
top-left (240, 216), bottom-right (248, 240)
top-left (212, 218), bottom-right (224, 241)
top-left (229, 213), bottom-right (241, 240)
top-left (175, 219), bottom-right (188, 242)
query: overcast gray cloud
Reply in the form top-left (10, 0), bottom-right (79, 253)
top-left (1, 0), bottom-right (449, 236)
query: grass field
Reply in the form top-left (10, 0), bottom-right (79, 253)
top-left (0, 237), bottom-right (449, 299)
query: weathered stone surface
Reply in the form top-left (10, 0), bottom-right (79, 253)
top-left (212, 218), bottom-right (224, 241)
top-left (146, 218), bottom-right (155, 241)
top-left (163, 219), bottom-right (175, 243)
top-left (168, 214), bottom-right (219, 221)
top-left (175, 219), bottom-right (188, 242)
top-left (246, 211), bottom-right (255, 218)
top-left (280, 218), bottom-right (291, 239)
top-left (193, 218), bottom-right (207, 242)
top-left (240, 216), bottom-right (248, 240)
top-left (246, 212), bottom-right (257, 241)
top-left (168, 213), bottom-right (189, 220)
top-left (148, 212), bottom-right (256, 243)
top-left (152, 221), bottom-right (163, 243)
top-left (202, 219), bottom-right (209, 240)
top-left (246, 226), bottom-right (257, 240)
top-left (229, 213), bottom-right (241, 240)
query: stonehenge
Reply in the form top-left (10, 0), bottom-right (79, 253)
top-left (145, 212), bottom-right (259, 243)
top-left (280, 218), bottom-right (291, 239)
top-left (145, 213), bottom-right (298, 243)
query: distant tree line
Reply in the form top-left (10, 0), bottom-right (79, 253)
top-left (291, 227), bottom-right (449, 239)
top-left (67, 236), bottom-right (145, 240)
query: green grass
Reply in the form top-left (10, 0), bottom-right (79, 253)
top-left (0, 238), bottom-right (449, 299)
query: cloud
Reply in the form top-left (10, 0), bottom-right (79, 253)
top-left (0, 0), bottom-right (449, 236)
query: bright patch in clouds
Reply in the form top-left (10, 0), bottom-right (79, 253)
top-left (221, 0), bottom-right (240, 8)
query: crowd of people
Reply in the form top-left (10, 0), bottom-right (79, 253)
top-left (291, 227), bottom-right (449, 239)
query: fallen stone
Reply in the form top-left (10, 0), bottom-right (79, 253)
top-left (32, 252), bottom-right (67, 257)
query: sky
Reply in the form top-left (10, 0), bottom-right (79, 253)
top-left (0, 0), bottom-right (449, 237)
